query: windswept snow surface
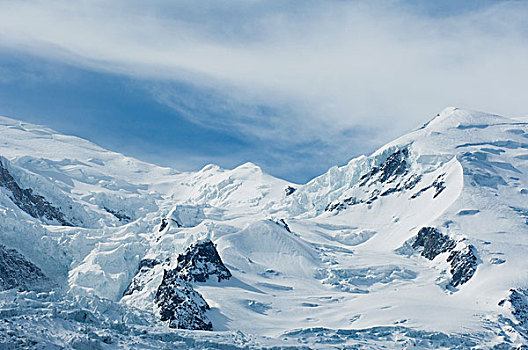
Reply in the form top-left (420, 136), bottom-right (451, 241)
top-left (1, 108), bottom-right (528, 348)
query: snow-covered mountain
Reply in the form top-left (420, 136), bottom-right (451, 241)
top-left (1, 107), bottom-right (528, 348)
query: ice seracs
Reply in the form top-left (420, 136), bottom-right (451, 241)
top-left (1, 108), bottom-right (528, 348)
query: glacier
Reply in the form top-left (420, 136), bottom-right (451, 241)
top-left (1, 107), bottom-right (528, 348)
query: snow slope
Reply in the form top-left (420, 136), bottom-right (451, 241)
top-left (1, 108), bottom-right (528, 348)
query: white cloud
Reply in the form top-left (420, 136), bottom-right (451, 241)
top-left (0, 0), bottom-right (527, 169)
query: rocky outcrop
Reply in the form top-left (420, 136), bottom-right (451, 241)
top-left (155, 269), bottom-right (212, 330)
top-left (360, 148), bottom-right (409, 186)
top-left (285, 186), bottom-right (296, 196)
top-left (412, 227), bottom-right (456, 260)
top-left (447, 245), bottom-right (478, 288)
top-left (151, 240), bottom-right (231, 330)
top-left (123, 258), bottom-right (160, 296)
top-left (103, 206), bottom-right (131, 223)
top-left (499, 289), bottom-right (528, 330)
top-left (158, 218), bottom-right (169, 232)
top-left (408, 227), bottom-right (478, 289)
top-left (0, 158), bottom-right (71, 226)
top-left (410, 173), bottom-right (446, 199)
top-left (326, 148), bottom-right (423, 213)
top-left (174, 240), bottom-right (231, 283)
top-left (271, 218), bottom-right (292, 233)
top-left (0, 245), bottom-right (47, 291)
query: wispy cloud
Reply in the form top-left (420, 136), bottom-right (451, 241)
top-left (0, 0), bottom-right (527, 180)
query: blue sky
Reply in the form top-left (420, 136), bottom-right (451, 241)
top-left (0, 0), bottom-right (526, 183)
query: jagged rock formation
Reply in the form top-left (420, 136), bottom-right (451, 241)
top-left (412, 227), bottom-right (456, 260)
top-left (0, 245), bottom-right (47, 291)
top-left (272, 218), bottom-right (292, 233)
top-left (0, 158), bottom-right (71, 226)
top-left (499, 289), bottom-right (528, 330)
top-left (324, 147), bottom-right (455, 215)
top-left (409, 227), bottom-right (478, 289)
top-left (410, 173), bottom-right (447, 199)
top-left (285, 186), bottom-right (296, 196)
top-left (326, 148), bottom-right (425, 212)
top-left (154, 269), bottom-right (213, 330)
top-left (158, 218), bottom-right (169, 232)
top-left (447, 245), bottom-right (478, 288)
top-left (3, 109), bottom-right (528, 347)
top-left (144, 241), bottom-right (231, 330)
top-left (123, 258), bottom-right (160, 296)
top-left (359, 148), bottom-right (409, 185)
top-left (174, 240), bottom-right (232, 283)
top-left (380, 174), bottom-right (422, 197)
top-left (103, 206), bottom-right (131, 223)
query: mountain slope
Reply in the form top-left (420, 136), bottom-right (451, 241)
top-left (1, 108), bottom-right (528, 348)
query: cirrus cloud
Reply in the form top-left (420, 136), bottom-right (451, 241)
top-left (0, 0), bottom-right (527, 180)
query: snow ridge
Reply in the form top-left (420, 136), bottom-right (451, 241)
top-left (1, 108), bottom-right (528, 348)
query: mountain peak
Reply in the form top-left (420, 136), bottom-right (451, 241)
top-left (2, 109), bottom-right (528, 348)
top-left (233, 161), bottom-right (263, 173)
top-left (423, 107), bottom-right (515, 131)
top-left (199, 164), bottom-right (223, 173)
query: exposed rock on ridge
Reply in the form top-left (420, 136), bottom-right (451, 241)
top-left (0, 158), bottom-right (71, 226)
top-left (133, 240), bottom-right (232, 330)
top-left (499, 289), bottom-right (528, 332)
top-left (412, 227), bottom-right (456, 260)
top-left (0, 244), bottom-right (47, 291)
top-left (174, 240), bottom-right (232, 283)
top-left (122, 258), bottom-right (160, 296)
top-left (408, 227), bottom-right (478, 289)
top-left (155, 269), bottom-right (213, 330)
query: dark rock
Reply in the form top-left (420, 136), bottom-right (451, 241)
top-left (139, 258), bottom-right (160, 270)
top-left (432, 177), bottom-right (446, 198)
top-left (403, 174), bottom-right (422, 190)
top-left (285, 186), bottom-right (296, 196)
top-left (410, 174), bottom-right (446, 199)
top-left (327, 149), bottom-right (418, 212)
top-left (325, 201), bottom-right (347, 212)
top-left (380, 187), bottom-right (399, 197)
top-left (360, 148), bottom-right (408, 186)
top-left (154, 270), bottom-right (212, 330)
top-left (159, 218), bottom-right (168, 232)
top-left (0, 244), bottom-right (47, 291)
top-left (381, 174), bottom-right (422, 197)
top-left (151, 241), bottom-right (229, 330)
top-left (343, 197), bottom-right (360, 205)
top-left (0, 158), bottom-right (71, 226)
top-left (325, 197), bottom-right (364, 213)
top-left (103, 207), bottom-right (131, 223)
top-left (409, 228), bottom-right (478, 289)
top-left (175, 240), bottom-right (231, 283)
top-left (170, 218), bottom-right (182, 228)
top-left (447, 245), bottom-right (478, 288)
top-left (499, 289), bottom-right (528, 329)
top-left (365, 189), bottom-right (381, 204)
top-left (412, 227), bottom-right (456, 260)
top-left (272, 219), bottom-right (291, 233)
top-left (123, 258), bottom-right (160, 296)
